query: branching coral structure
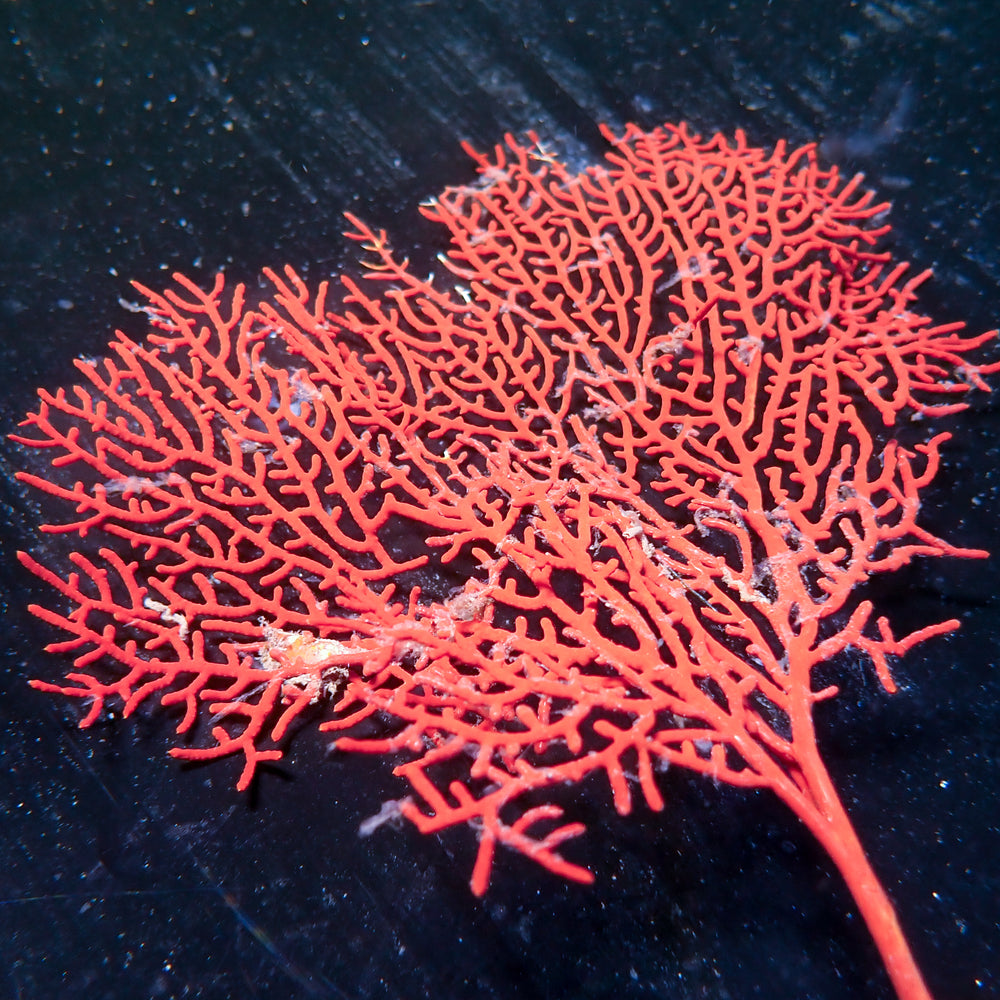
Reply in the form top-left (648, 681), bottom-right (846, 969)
top-left (15, 123), bottom-right (996, 1000)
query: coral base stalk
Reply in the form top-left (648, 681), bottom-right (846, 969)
top-left (802, 781), bottom-right (932, 1000)
top-left (774, 733), bottom-right (933, 1000)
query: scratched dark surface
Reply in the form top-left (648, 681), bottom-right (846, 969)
top-left (1, 2), bottom-right (998, 998)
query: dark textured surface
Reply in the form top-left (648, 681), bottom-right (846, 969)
top-left (2, 2), bottom-right (998, 998)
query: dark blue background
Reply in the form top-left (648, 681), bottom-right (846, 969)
top-left (2, 2), bottom-right (998, 997)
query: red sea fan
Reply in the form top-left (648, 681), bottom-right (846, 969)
top-left (14, 122), bottom-right (996, 1000)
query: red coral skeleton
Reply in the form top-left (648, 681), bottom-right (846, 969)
top-left (15, 122), bottom-right (995, 1000)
